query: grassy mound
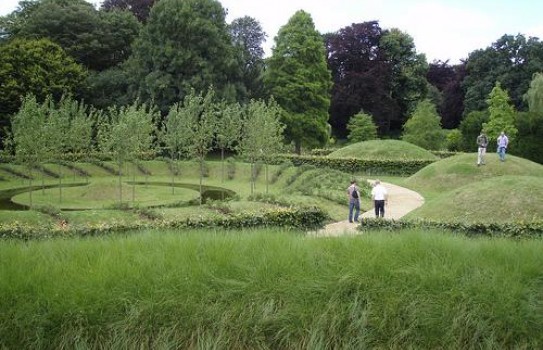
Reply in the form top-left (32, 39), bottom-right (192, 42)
top-left (328, 140), bottom-right (438, 160)
top-left (405, 175), bottom-right (543, 223)
top-left (405, 153), bottom-right (543, 194)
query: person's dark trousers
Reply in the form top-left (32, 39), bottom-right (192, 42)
top-left (374, 200), bottom-right (385, 217)
top-left (349, 201), bottom-right (360, 222)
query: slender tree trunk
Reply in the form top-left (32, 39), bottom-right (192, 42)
top-left (58, 163), bottom-right (62, 204)
top-left (28, 168), bottom-right (33, 209)
top-left (118, 161), bottom-right (123, 205)
top-left (265, 163), bottom-right (269, 194)
top-left (41, 163), bottom-right (45, 195)
top-left (199, 158), bottom-right (203, 206)
top-left (221, 147), bottom-right (225, 183)
top-left (132, 161), bottom-right (136, 204)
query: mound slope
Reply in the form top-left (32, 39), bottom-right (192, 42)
top-left (405, 175), bottom-right (543, 223)
top-left (405, 153), bottom-right (543, 193)
top-left (328, 140), bottom-right (438, 160)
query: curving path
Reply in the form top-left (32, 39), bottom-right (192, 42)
top-left (311, 180), bottom-right (424, 237)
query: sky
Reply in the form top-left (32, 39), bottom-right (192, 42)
top-left (1, 0), bottom-right (543, 64)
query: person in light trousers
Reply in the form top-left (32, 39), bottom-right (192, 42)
top-left (497, 131), bottom-right (509, 162)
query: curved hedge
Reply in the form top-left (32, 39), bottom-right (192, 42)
top-left (269, 154), bottom-right (434, 176)
top-left (0, 206), bottom-right (329, 240)
top-left (358, 218), bottom-right (543, 238)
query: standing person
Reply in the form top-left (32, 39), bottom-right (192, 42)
top-left (497, 131), bottom-right (509, 162)
top-left (346, 180), bottom-right (360, 223)
top-left (371, 179), bottom-right (388, 218)
top-left (476, 131), bottom-right (488, 166)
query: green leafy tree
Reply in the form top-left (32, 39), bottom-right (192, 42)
top-left (161, 102), bottom-right (194, 194)
top-left (482, 82), bottom-right (518, 142)
top-left (0, 38), bottom-right (86, 131)
top-left (445, 129), bottom-right (462, 152)
top-left (178, 88), bottom-right (216, 204)
top-left (98, 102), bottom-right (155, 204)
top-left (458, 110), bottom-right (489, 151)
top-left (513, 72), bottom-right (543, 163)
top-left (4, 0), bottom-right (141, 71)
top-left (101, 0), bottom-right (158, 23)
top-left (215, 101), bottom-right (242, 182)
top-left (402, 99), bottom-right (445, 150)
top-left (463, 34), bottom-right (543, 115)
top-left (229, 16), bottom-right (267, 101)
top-left (264, 10), bottom-right (331, 153)
top-left (10, 95), bottom-right (49, 207)
top-left (380, 28), bottom-right (429, 122)
top-left (128, 0), bottom-right (238, 112)
top-left (347, 111), bottom-right (378, 143)
top-left (239, 98), bottom-right (285, 194)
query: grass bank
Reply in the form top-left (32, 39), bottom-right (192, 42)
top-left (1, 229), bottom-right (542, 349)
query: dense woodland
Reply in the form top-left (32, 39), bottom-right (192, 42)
top-left (1, 0), bottom-right (543, 162)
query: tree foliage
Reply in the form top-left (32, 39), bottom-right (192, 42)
top-left (239, 98), bottom-right (285, 193)
top-left (4, 0), bottom-right (141, 71)
top-left (347, 111), bottom-right (378, 143)
top-left (463, 34), bottom-right (543, 115)
top-left (402, 99), bottom-right (445, 150)
top-left (264, 10), bottom-right (331, 153)
top-left (0, 38), bottom-right (87, 131)
top-left (458, 110), bottom-right (489, 151)
top-left (128, 0), bottom-right (238, 113)
top-left (380, 28), bottom-right (428, 121)
top-left (326, 22), bottom-right (428, 138)
top-left (101, 0), bottom-right (158, 22)
top-left (427, 60), bottom-right (466, 129)
top-left (482, 82), bottom-right (517, 142)
top-left (512, 73), bottom-right (543, 163)
top-left (229, 16), bottom-right (267, 101)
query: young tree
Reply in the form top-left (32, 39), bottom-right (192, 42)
top-left (10, 95), bottom-right (49, 208)
top-left (181, 89), bottom-right (216, 204)
top-left (347, 111), bottom-right (378, 143)
top-left (239, 98), bottom-right (285, 194)
top-left (264, 10), bottom-right (331, 153)
top-left (215, 101), bottom-right (242, 182)
top-left (161, 102), bottom-right (193, 194)
top-left (97, 102), bottom-right (155, 205)
top-left (482, 82), bottom-right (518, 142)
top-left (402, 99), bottom-right (445, 150)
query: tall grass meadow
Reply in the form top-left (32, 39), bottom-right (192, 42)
top-left (1, 229), bottom-right (542, 349)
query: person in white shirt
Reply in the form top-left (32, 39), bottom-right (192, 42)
top-left (497, 131), bottom-right (509, 162)
top-left (371, 180), bottom-right (388, 218)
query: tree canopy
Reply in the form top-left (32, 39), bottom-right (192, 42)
top-left (0, 38), bottom-right (87, 130)
top-left (127, 0), bottom-right (239, 113)
top-left (264, 10), bottom-right (331, 153)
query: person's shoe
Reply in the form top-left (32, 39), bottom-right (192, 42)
top-left (348, 220), bottom-right (353, 223)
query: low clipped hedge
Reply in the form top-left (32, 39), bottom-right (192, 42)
top-left (0, 206), bottom-right (328, 240)
top-left (358, 218), bottom-right (543, 238)
top-left (268, 154), bottom-right (434, 176)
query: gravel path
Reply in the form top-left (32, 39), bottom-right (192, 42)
top-left (310, 180), bottom-right (424, 237)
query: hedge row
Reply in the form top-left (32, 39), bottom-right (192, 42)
top-left (358, 218), bottom-right (543, 238)
top-left (0, 206), bottom-right (328, 240)
top-left (267, 154), bottom-right (435, 176)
